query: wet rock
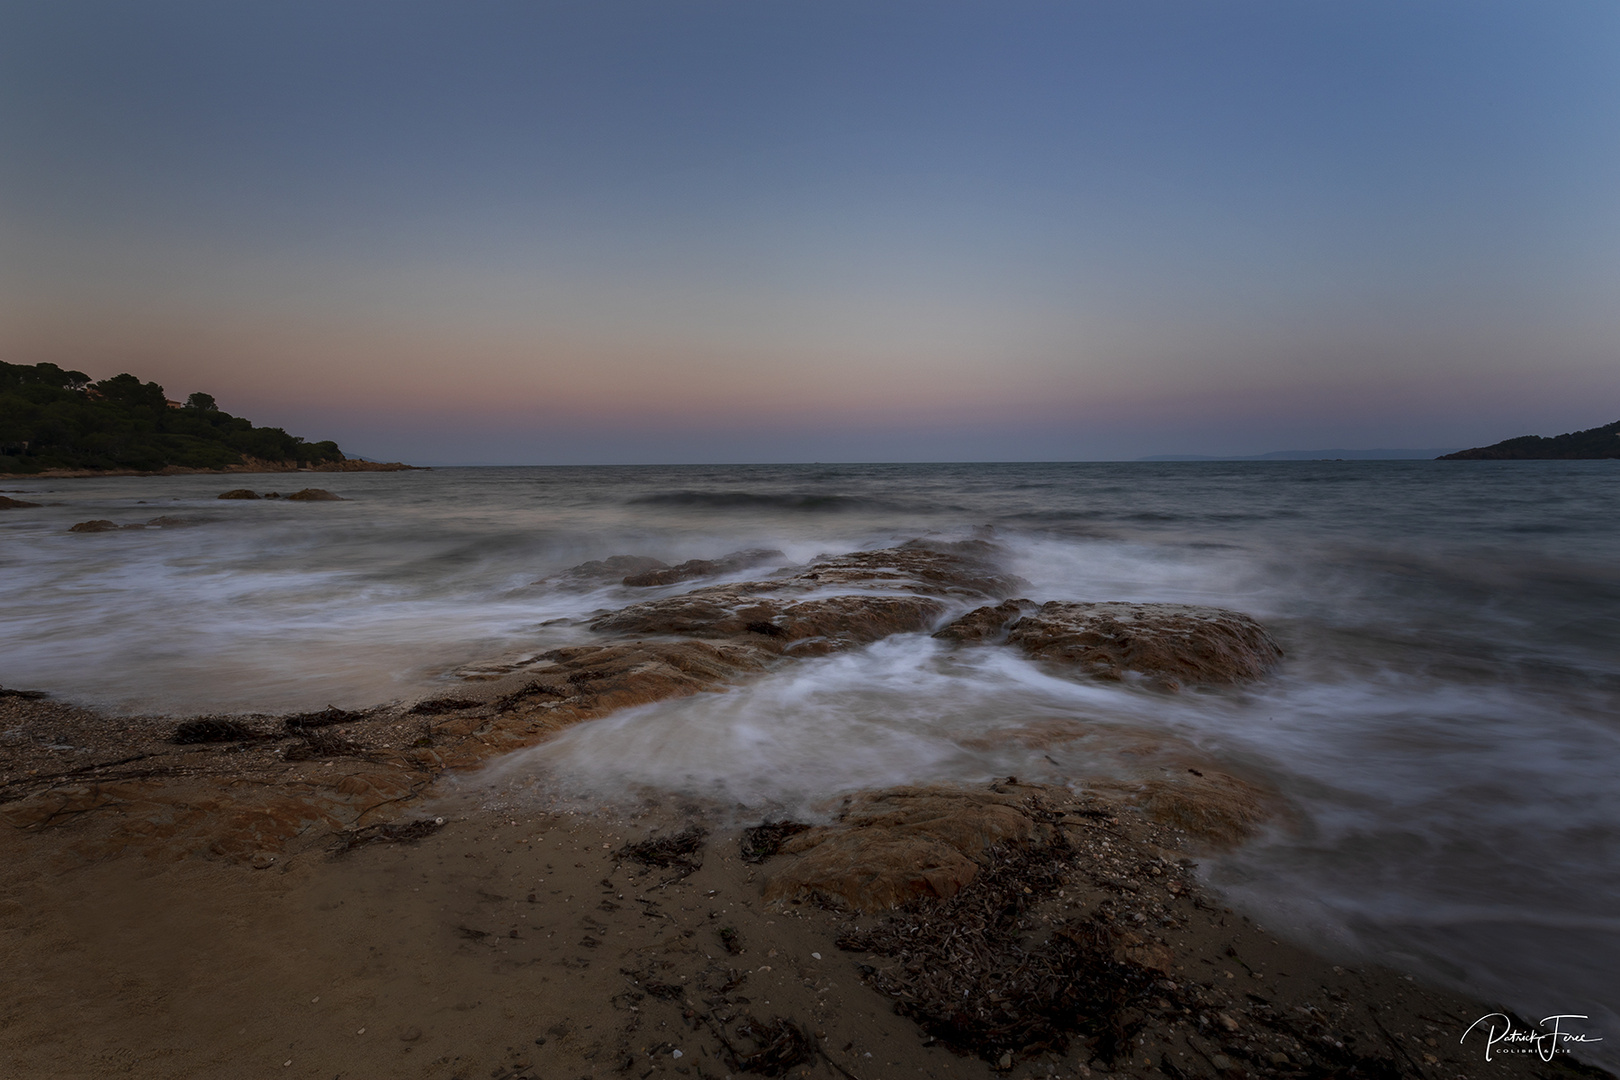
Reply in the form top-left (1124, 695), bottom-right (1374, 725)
top-left (284, 488), bottom-right (344, 501)
top-left (145, 515), bottom-right (202, 527)
top-left (762, 786), bottom-right (1044, 911)
top-left (938, 600), bottom-right (1283, 687)
top-left (590, 591), bottom-right (946, 655)
top-left (787, 539), bottom-right (1028, 599)
top-left (508, 640), bottom-right (772, 715)
top-left (0, 495), bottom-right (41, 509)
top-left (217, 489), bottom-right (260, 500)
top-left (930, 598), bottom-right (1037, 643)
top-left (68, 519), bottom-right (120, 532)
top-left (621, 548), bottom-right (786, 587)
top-left (549, 554), bottom-right (669, 587)
top-left (1124, 769), bottom-right (1274, 847)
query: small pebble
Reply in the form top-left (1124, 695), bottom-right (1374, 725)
top-left (811, 952), bottom-right (821, 960)
top-left (1211, 1054), bottom-right (1232, 1070)
top-left (672, 1049), bottom-right (683, 1059)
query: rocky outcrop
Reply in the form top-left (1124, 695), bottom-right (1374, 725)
top-left (759, 769), bottom-right (1278, 913)
top-left (285, 488), bottom-right (345, 501)
top-left (548, 554), bottom-right (670, 587)
top-left (217, 488), bottom-right (259, 499)
top-left (0, 539), bottom-right (1284, 868)
top-left (586, 539), bottom-right (1028, 655)
top-left (622, 548), bottom-right (786, 587)
top-left (783, 539), bottom-right (1028, 599)
top-left (68, 516), bottom-right (204, 532)
top-left (0, 495), bottom-right (41, 509)
top-left (937, 600), bottom-right (1283, 688)
top-left (591, 591), bottom-right (947, 656)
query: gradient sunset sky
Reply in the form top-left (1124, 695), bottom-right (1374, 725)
top-left (3, 1), bottom-right (1617, 463)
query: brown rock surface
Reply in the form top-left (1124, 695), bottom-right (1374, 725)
top-left (621, 547), bottom-right (786, 586)
top-left (939, 599), bottom-right (1283, 687)
top-left (217, 488), bottom-right (260, 499)
top-left (0, 495), bottom-right (41, 509)
top-left (285, 487), bottom-right (345, 501)
top-left (591, 590), bottom-right (947, 655)
top-left (762, 786), bottom-right (1045, 911)
top-left (546, 553), bottom-right (669, 586)
top-left (67, 519), bottom-right (119, 532)
top-left (786, 538), bottom-right (1028, 598)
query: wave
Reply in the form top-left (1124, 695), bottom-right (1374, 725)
top-left (627, 489), bottom-right (914, 512)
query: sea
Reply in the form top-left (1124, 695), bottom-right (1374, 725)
top-left (3, 461), bottom-right (1617, 1062)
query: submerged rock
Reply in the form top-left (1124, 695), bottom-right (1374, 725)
top-left (937, 600), bottom-right (1283, 688)
top-left (549, 554), bottom-right (670, 587)
top-left (217, 488), bottom-right (260, 499)
top-left (0, 495), bottom-right (41, 509)
top-left (68, 519), bottom-right (120, 532)
top-left (622, 548), bottom-right (786, 586)
top-left (285, 488), bottom-right (345, 501)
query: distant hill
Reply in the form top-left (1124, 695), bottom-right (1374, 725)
top-left (1439, 420), bottom-right (1620, 460)
top-left (0, 361), bottom-right (354, 474)
top-left (1139, 448), bottom-right (1460, 462)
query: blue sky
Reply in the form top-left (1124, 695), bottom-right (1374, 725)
top-left (3, 0), bottom-right (1617, 462)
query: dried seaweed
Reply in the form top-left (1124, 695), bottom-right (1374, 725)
top-left (406, 696), bottom-right (481, 715)
top-left (170, 718), bottom-right (261, 744)
top-left (330, 817), bottom-right (444, 854)
top-left (835, 828), bottom-right (1157, 1067)
top-left (729, 1015), bottom-right (815, 1076)
top-left (283, 728), bottom-right (369, 760)
top-left (616, 826), bottom-right (708, 869)
top-left (283, 705), bottom-right (362, 731)
top-left (739, 820), bottom-right (812, 863)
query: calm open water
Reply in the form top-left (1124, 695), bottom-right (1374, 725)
top-left (3, 461), bottom-right (1617, 1061)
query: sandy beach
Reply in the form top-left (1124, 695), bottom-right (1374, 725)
top-left (3, 698), bottom-right (1604, 1080)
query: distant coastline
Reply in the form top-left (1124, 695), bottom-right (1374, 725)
top-left (1139, 448), bottom-right (1459, 461)
top-left (1439, 419), bottom-right (1620, 460)
top-left (21, 457), bottom-right (424, 479)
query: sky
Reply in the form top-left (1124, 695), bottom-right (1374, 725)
top-left (2, 0), bottom-right (1617, 463)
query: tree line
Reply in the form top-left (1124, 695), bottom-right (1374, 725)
top-left (0, 361), bottom-right (344, 473)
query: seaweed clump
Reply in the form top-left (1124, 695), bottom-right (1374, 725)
top-left (835, 830), bottom-right (1157, 1067)
top-left (170, 718), bottom-right (259, 744)
top-left (739, 820), bottom-right (812, 863)
top-left (616, 826), bottom-right (708, 872)
top-left (331, 818), bottom-right (444, 855)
